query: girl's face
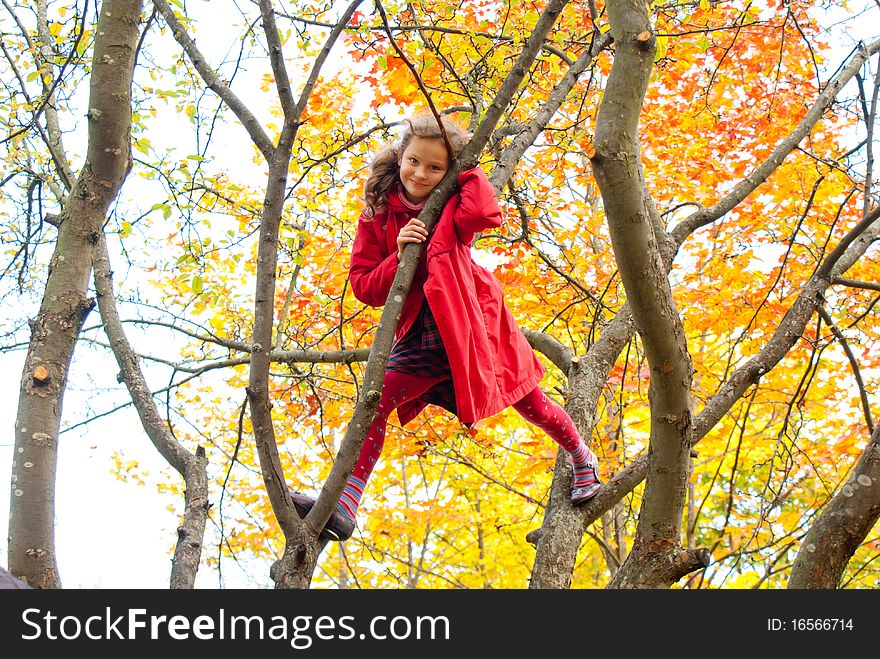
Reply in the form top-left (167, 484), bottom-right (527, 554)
top-left (397, 137), bottom-right (449, 203)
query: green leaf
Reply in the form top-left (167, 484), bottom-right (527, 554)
top-left (192, 275), bottom-right (203, 295)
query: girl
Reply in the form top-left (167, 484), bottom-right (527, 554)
top-left (291, 113), bottom-right (602, 541)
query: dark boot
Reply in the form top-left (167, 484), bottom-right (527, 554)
top-left (289, 491), bottom-right (356, 541)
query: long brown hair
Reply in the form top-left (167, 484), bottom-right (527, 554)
top-left (362, 113), bottom-right (471, 219)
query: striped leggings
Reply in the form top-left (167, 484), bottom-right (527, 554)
top-left (351, 371), bottom-right (584, 484)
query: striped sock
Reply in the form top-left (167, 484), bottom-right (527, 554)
top-left (570, 442), bottom-right (599, 489)
top-left (337, 475), bottom-right (365, 520)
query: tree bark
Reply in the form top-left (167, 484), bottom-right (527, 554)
top-left (528, 206), bottom-right (880, 587)
top-left (8, 0), bottom-right (143, 588)
top-left (93, 236), bottom-right (209, 588)
top-left (587, 0), bottom-right (700, 588)
top-left (530, 309), bottom-right (634, 587)
top-left (245, 0), bottom-right (360, 589)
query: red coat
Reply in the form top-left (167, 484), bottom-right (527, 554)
top-left (349, 167), bottom-right (545, 425)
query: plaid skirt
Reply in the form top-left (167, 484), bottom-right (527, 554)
top-left (387, 302), bottom-right (457, 414)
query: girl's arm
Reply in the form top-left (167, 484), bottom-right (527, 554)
top-left (452, 167), bottom-right (503, 244)
top-left (349, 216), bottom-right (399, 307)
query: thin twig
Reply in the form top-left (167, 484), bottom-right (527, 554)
top-left (817, 304), bottom-right (874, 432)
top-left (374, 0), bottom-right (453, 154)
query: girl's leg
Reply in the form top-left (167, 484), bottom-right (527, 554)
top-left (337, 370), bottom-right (446, 521)
top-left (511, 386), bottom-right (602, 504)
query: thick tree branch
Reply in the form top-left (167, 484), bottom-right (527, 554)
top-left (576, 206), bottom-right (880, 533)
top-left (93, 235), bottom-right (209, 589)
top-left (239, 2), bottom-right (363, 588)
top-left (521, 328), bottom-right (573, 373)
top-left (531, 24), bottom-right (880, 592)
top-left (588, 0), bottom-right (697, 589)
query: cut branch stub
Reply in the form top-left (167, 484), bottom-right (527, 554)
top-left (32, 365), bottom-right (51, 386)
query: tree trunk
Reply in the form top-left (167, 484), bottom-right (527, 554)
top-left (589, 0), bottom-right (703, 589)
top-left (530, 310), bottom-right (633, 587)
top-left (296, 0), bottom-right (573, 588)
top-left (7, 0), bottom-right (143, 588)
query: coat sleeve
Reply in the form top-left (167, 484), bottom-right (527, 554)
top-left (349, 213), bottom-right (399, 307)
top-left (453, 167), bottom-right (503, 244)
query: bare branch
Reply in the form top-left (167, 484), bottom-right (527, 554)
top-left (833, 276), bottom-right (880, 293)
top-left (152, 0), bottom-right (276, 161)
top-left (1, 0), bottom-right (89, 160)
top-left (817, 304), bottom-right (874, 432)
top-left (93, 235), bottom-right (209, 588)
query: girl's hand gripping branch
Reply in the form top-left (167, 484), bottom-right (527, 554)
top-left (396, 218), bottom-right (429, 260)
